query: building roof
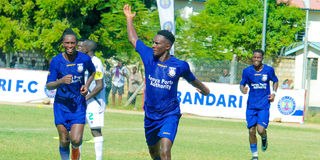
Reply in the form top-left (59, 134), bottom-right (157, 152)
top-left (284, 42), bottom-right (320, 55)
top-left (278, 0), bottom-right (320, 10)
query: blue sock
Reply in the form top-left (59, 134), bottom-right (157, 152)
top-left (250, 143), bottom-right (258, 156)
top-left (59, 145), bottom-right (70, 160)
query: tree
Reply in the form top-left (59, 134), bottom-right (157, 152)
top-left (175, 0), bottom-right (305, 62)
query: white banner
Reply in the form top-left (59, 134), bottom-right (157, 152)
top-left (178, 81), bottom-right (305, 123)
top-left (157, 0), bottom-right (175, 55)
top-left (0, 68), bottom-right (55, 103)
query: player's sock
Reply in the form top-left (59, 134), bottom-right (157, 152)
top-left (153, 158), bottom-right (161, 160)
top-left (71, 145), bottom-right (80, 160)
top-left (94, 136), bottom-right (104, 160)
top-left (59, 145), bottom-right (70, 160)
top-left (250, 143), bottom-right (258, 157)
top-left (261, 136), bottom-right (268, 152)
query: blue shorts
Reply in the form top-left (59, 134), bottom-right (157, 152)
top-left (144, 114), bottom-right (181, 146)
top-left (54, 103), bottom-right (86, 131)
top-left (246, 108), bottom-right (270, 129)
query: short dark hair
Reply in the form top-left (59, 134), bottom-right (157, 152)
top-left (252, 49), bottom-right (264, 56)
top-left (157, 30), bottom-right (175, 45)
top-left (84, 40), bottom-right (97, 52)
top-left (61, 28), bottom-right (78, 43)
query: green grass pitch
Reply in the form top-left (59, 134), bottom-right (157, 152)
top-left (0, 104), bottom-right (319, 160)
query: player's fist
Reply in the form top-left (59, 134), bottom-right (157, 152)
top-left (242, 87), bottom-right (248, 94)
top-left (268, 94), bottom-right (275, 102)
top-left (61, 74), bottom-right (73, 84)
top-left (80, 85), bottom-right (88, 96)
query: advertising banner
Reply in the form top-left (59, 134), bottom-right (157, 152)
top-left (178, 81), bottom-right (305, 123)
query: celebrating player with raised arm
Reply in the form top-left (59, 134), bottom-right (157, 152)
top-left (240, 49), bottom-right (278, 160)
top-left (124, 4), bottom-right (210, 160)
top-left (46, 28), bottom-right (96, 160)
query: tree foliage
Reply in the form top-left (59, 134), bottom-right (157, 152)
top-left (0, 0), bottom-right (159, 64)
top-left (175, 0), bottom-right (305, 62)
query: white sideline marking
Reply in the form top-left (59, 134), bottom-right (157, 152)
top-left (0, 127), bottom-right (142, 132)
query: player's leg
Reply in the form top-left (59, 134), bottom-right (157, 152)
top-left (70, 124), bottom-right (85, 160)
top-left (111, 85), bottom-right (116, 106)
top-left (160, 138), bottom-right (173, 160)
top-left (57, 125), bottom-right (71, 160)
top-left (148, 141), bottom-right (161, 160)
top-left (246, 109), bottom-right (258, 159)
top-left (257, 109), bottom-right (270, 152)
top-left (91, 128), bottom-right (103, 160)
top-left (118, 86), bottom-right (124, 105)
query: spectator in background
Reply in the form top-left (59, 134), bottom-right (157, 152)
top-left (281, 79), bottom-right (290, 89)
top-left (15, 57), bottom-right (27, 69)
top-left (10, 56), bottom-right (17, 68)
top-left (29, 59), bottom-right (39, 70)
top-left (104, 62), bottom-right (112, 105)
top-left (43, 59), bottom-right (50, 70)
top-left (111, 61), bottom-right (127, 106)
top-left (218, 69), bottom-right (230, 83)
top-left (0, 54), bottom-right (5, 67)
top-left (127, 66), bottom-right (141, 106)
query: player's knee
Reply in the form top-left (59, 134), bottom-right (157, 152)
top-left (71, 138), bottom-right (82, 147)
top-left (249, 128), bottom-right (256, 136)
top-left (148, 147), bottom-right (160, 158)
top-left (160, 148), bottom-right (171, 160)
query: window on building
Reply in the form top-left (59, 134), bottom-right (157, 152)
top-left (308, 58), bottom-right (318, 80)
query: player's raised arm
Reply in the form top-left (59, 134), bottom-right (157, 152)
top-left (124, 4), bottom-right (138, 48)
top-left (189, 79), bottom-right (210, 96)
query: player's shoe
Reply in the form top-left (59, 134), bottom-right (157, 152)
top-left (261, 137), bottom-right (268, 152)
top-left (251, 156), bottom-right (258, 160)
top-left (71, 147), bottom-right (80, 160)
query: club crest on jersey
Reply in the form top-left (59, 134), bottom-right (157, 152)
top-left (262, 74), bottom-right (268, 81)
top-left (77, 63), bottom-right (84, 73)
top-left (168, 67), bottom-right (176, 77)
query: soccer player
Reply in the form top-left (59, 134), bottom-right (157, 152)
top-left (83, 40), bottom-right (106, 160)
top-left (46, 28), bottom-right (96, 160)
top-left (240, 49), bottom-right (278, 160)
top-left (123, 4), bottom-right (210, 160)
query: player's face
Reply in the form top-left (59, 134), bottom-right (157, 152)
top-left (152, 35), bottom-right (171, 57)
top-left (77, 41), bottom-right (86, 53)
top-left (252, 52), bottom-right (264, 67)
top-left (63, 35), bottom-right (77, 55)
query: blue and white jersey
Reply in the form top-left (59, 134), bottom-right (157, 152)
top-left (47, 52), bottom-right (95, 112)
top-left (136, 40), bottom-right (196, 120)
top-left (240, 64), bottom-right (278, 109)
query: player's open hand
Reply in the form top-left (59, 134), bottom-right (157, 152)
top-left (80, 85), bottom-right (88, 96)
top-left (268, 94), bottom-right (275, 102)
top-left (242, 87), bottom-right (248, 94)
top-left (123, 4), bottom-right (136, 19)
top-left (61, 74), bottom-right (73, 84)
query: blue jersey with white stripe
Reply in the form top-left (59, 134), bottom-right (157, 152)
top-left (136, 40), bottom-right (196, 120)
top-left (240, 64), bottom-right (278, 109)
top-left (47, 52), bottom-right (95, 112)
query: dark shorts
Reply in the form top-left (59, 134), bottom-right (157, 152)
top-left (112, 85), bottom-right (124, 95)
top-left (246, 108), bottom-right (270, 129)
top-left (54, 104), bottom-right (86, 131)
top-left (144, 114), bottom-right (181, 146)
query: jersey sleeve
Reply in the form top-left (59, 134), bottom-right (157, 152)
top-left (240, 69), bottom-right (248, 86)
top-left (87, 57), bottom-right (96, 76)
top-left (269, 67), bottom-right (278, 83)
top-left (46, 58), bottom-right (58, 84)
top-left (181, 61), bottom-right (196, 82)
top-left (94, 58), bottom-right (104, 80)
top-left (135, 39), bottom-right (153, 66)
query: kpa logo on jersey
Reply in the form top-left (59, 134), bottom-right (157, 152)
top-left (168, 67), bottom-right (176, 77)
top-left (278, 96), bottom-right (296, 115)
top-left (44, 87), bottom-right (56, 98)
top-left (160, 0), bottom-right (171, 9)
top-left (77, 63), bottom-right (84, 73)
top-left (163, 21), bottom-right (174, 32)
top-left (262, 74), bottom-right (268, 81)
